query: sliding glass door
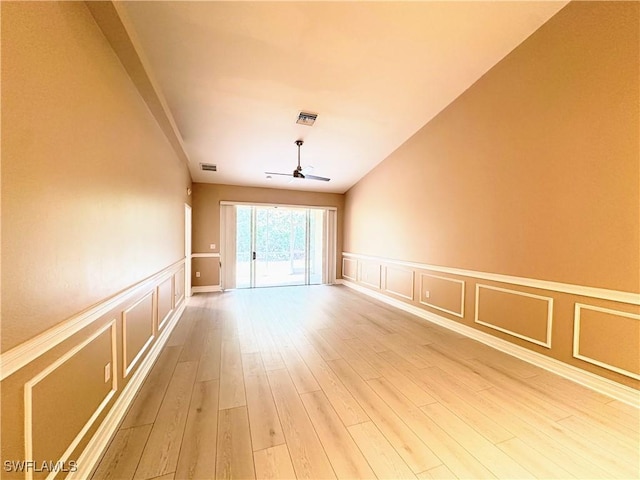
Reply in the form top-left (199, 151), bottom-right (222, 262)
top-left (234, 205), bottom-right (324, 288)
top-left (308, 208), bottom-right (324, 285)
top-left (235, 206), bottom-right (252, 288)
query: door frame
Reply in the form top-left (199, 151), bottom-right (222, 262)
top-left (185, 203), bottom-right (192, 297)
top-left (219, 201), bottom-right (337, 290)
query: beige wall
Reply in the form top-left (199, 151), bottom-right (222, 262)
top-left (1, 1), bottom-right (191, 352)
top-left (345, 1), bottom-right (639, 293)
top-left (1, 2), bottom-right (191, 475)
top-left (343, 1), bottom-right (639, 387)
top-left (192, 183), bottom-right (345, 287)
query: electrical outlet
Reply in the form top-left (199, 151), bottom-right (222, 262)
top-left (210, 243), bottom-right (216, 250)
top-left (424, 290), bottom-right (430, 299)
top-left (104, 363), bottom-right (111, 383)
top-left (196, 271), bottom-right (201, 277)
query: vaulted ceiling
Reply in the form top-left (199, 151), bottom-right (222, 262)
top-left (121, 1), bottom-right (568, 193)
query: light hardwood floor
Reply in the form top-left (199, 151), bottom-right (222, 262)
top-left (92, 286), bottom-right (639, 480)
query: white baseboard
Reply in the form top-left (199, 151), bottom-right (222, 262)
top-left (68, 299), bottom-right (187, 479)
top-left (191, 285), bottom-right (222, 294)
top-left (341, 280), bottom-right (639, 408)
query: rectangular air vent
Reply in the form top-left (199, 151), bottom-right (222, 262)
top-left (296, 111), bottom-right (317, 126)
top-left (200, 163), bottom-right (217, 172)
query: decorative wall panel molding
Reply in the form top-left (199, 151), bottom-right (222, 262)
top-left (419, 273), bottom-right (465, 318)
top-left (342, 252), bottom-right (640, 305)
top-left (341, 279), bottom-right (639, 408)
top-left (122, 292), bottom-right (155, 378)
top-left (157, 277), bottom-right (174, 332)
top-left (342, 257), bottom-right (357, 281)
top-left (175, 267), bottom-right (186, 305)
top-left (68, 300), bottom-right (186, 480)
top-left (340, 252), bottom-right (639, 404)
top-left (358, 261), bottom-right (382, 289)
top-left (475, 284), bottom-right (553, 348)
top-left (1, 259), bottom-right (185, 381)
top-left (383, 266), bottom-right (415, 300)
top-left (24, 321), bottom-right (117, 480)
top-left (573, 303), bottom-right (640, 380)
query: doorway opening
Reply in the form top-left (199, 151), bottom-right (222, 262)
top-left (220, 203), bottom-right (337, 289)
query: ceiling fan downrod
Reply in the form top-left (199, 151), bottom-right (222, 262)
top-left (295, 140), bottom-right (303, 172)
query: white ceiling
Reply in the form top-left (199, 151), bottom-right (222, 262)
top-left (121, 1), bottom-right (568, 193)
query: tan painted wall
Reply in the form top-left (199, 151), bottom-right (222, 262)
top-left (193, 256), bottom-right (220, 286)
top-left (576, 307), bottom-right (639, 376)
top-left (345, 1), bottom-right (639, 293)
top-left (1, 1), bottom-right (192, 352)
top-left (343, 1), bottom-right (639, 388)
top-left (1, 2), bottom-right (191, 475)
top-left (192, 183), bottom-right (345, 286)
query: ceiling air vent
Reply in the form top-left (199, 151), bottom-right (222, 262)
top-left (296, 111), bottom-right (317, 126)
top-left (200, 163), bottom-right (217, 172)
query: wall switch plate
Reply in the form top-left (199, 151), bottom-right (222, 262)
top-left (210, 244), bottom-right (216, 250)
top-left (104, 363), bottom-right (111, 383)
top-left (196, 271), bottom-right (201, 277)
top-left (424, 291), bottom-right (430, 298)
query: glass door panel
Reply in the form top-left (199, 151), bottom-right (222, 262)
top-left (234, 205), bottom-right (326, 288)
top-left (255, 207), bottom-right (306, 287)
top-left (308, 209), bottom-right (324, 285)
top-left (290, 209), bottom-right (307, 284)
top-left (235, 205), bottom-right (252, 289)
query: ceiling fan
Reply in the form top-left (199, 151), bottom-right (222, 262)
top-left (265, 140), bottom-right (330, 182)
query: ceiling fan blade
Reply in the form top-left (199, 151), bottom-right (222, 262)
top-left (265, 142), bottom-right (328, 182)
top-left (303, 174), bottom-right (331, 182)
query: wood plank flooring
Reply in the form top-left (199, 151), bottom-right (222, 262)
top-left (92, 286), bottom-right (640, 479)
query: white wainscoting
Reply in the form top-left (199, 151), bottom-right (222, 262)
top-left (24, 321), bottom-right (118, 480)
top-left (190, 252), bottom-right (222, 294)
top-left (340, 252), bottom-right (639, 408)
top-left (341, 279), bottom-right (639, 408)
top-left (68, 299), bottom-right (186, 480)
top-left (475, 283), bottom-right (553, 348)
top-left (358, 261), bottom-right (382, 289)
top-left (573, 303), bottom-right (640, 381)
top-left (384, 266), bottom-right (415, 300)
top-left (0, 259), bottom-right (185, 381)
top-left (157, 277), bottom-right (175, 332)
top-left (342, 257), bottom-right (357, 282)
top-left (2, 260), bottom-right (188, 480)
top-left (122, 292), bottom-right (156, 378)
top-left (342, 252), bottom-right (640, 305)
top-left (419, 273), bottom-right (465, 318)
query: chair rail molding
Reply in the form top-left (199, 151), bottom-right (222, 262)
top-left (342, 252), bottom-right (640, 305)
top-left (0, 259), bottom-right (185, 381)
